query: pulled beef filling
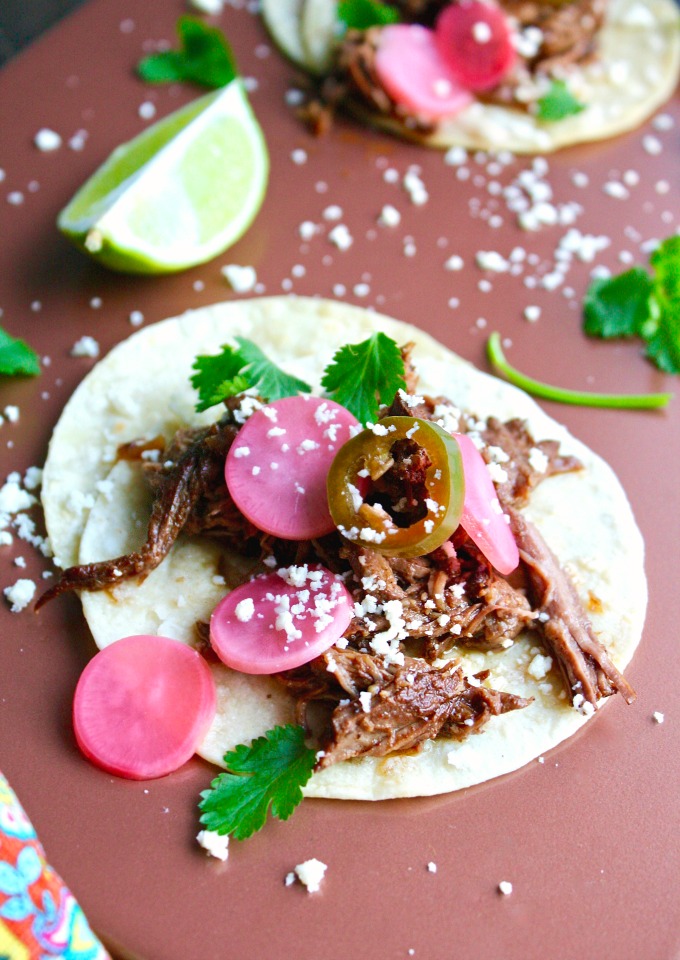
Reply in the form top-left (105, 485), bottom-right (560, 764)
top-left (302, 0), bottom-right (606, 133)
top-left (39, 347), bottom-right (635, 769)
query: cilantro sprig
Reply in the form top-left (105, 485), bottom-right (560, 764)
top-left (0, 326), bottom-right (41, 378)
top-left (137, 17), bottom-right (238, 88)
top-left (337, 0), bottom-right (401, 30)
top-left (199, 725), bottom-right (316, 841)
top-left (536, 80), bottom-right (585, 123)
top-left (191, 338), bottom-right (312, 412)
top-left (584, 236), bottom-right (680, 375)
top-left (487, 332), bottom-right (672, 409)
top-left (321, 332), bottom-right (406, 423)
top-left (192, 331), bottom-right (407, 423)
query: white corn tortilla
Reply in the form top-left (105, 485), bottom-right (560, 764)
top-left (263, 0), bottom-right (680, 153)
top-left (41, 297), bottom-right (646, 800)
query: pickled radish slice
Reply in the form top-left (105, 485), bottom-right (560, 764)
top-left (435, 1), bottom-right (516, 92)
top-left (225, 396), bottom-right (358, 540)
top-left (73, 635), bottom-right (216, 780)
top-left (210, 565), bottom-right (353, 674)
top-left (454, 432), bottom-right (519, 575)
top-left (374, 25), bottom-right (473, 120)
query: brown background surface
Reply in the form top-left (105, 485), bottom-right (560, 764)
top-left (0, 3), bottom-right (678, 959)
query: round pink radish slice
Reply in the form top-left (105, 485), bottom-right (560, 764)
top-left (73, 635), bottom-right (216, 780)
top-left (225, 396), bottom-right (358, 540)
top-left (374, 24), bottom-right (473, 121)
top-left (210, 565), bottom-right (353, 674)
top-left (435, 1), bottom-right (516, 92)
top-left (454, 432), bottom-right (519, 575)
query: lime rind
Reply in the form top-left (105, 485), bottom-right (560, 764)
top-left (57, 82), bottom-right (269, 274)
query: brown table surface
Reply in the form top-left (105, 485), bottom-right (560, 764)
top-left (1, 2), bottom-right (679, 959)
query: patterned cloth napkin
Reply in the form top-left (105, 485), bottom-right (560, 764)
top-left (0, 773), bottom-right (110, 960)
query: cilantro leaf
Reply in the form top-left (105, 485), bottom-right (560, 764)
top-left (191, 344), bottom-right (250, 412)
top-left (644, 237), bottom-right (680, 373)
top-left (0, 326), bottom-right (41, 378)
top-left (536, 80), bottom-right (585, 123)
top-left (234, 337), bottom-right (312, 402)
top-left (582, 235), bottom-right (680, 376)
top-left (583, 267), bottom-right (653, 339)
top-left (199, 725), bottom-right (316, 841)
top-left (190, 338), bottom-right (311, 412)
top-left (337, 0), bottom-right (401, 30)
top-left (321, 332), bottom-right (406, 424)
top-left (137, 17), bottom-right (238, 89)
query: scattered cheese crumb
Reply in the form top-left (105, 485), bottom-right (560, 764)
top-left (70, 336), bottom-right (100, 358)
top-left (234, 598), bottom-right (255, 623)
top-left (427, 861), bottom-right (437, 874)
top-left (498, 880), bottom-right (513, 896)
top-left (34, 128), bottom-right (62, 152)
top-left (222, 264), bottom-right (257, 293)
top-left (292, 858), bottom-right (327, 893)
top-left (196, 829), bottom-right (229, 861)
top-left (4, 578), bottom-right (36, 612)
top-left (189, 0), bottom-right (224, 11)
top-left (328, 224), bottom-right (353, 251)
top-left (652, 711), bottom-right (664, 724)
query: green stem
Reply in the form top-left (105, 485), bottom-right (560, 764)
top-left (486, 333), bottom-right (673, 410)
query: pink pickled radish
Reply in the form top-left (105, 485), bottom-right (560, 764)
top-left (374, 24), bottom-right (473, 120)
top-left (435, 1), bottom-right (516, 92)
top-left (225, 396), bottom-right (358, 540)
top-left (210, 565), bottom-right (353, 674)
top-left (454, 432), bottom-right (519, 575)
top-left (73, 635), bottom-right (216, 780)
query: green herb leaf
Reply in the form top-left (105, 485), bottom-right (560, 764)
top-left (234, 337), bottom-right (313, 402)
top-left (191, 344), bottom-right (250, 412)
top-left (199, 725), bottom-right (316, 841)
top-left (644, 237), bottom-right (680, 373)
top-left (137, 16), bottom-right (238, 89)
top-left (321, 332), bottom-right (406, 424)
top-left (583, 267), bottom-right (653, 339)
top-left (582, 235), bottom-right (680, 375)
top-left (337, 0), bottom-right (401, 30)
top-left (536, 80), bottom-right (585, 123)
top-left (487, 332), bottom-right (672, 410)
top-left (191, 339), bottom-right (311, 412)
top-left (0, 326), bottom-right (41, 378)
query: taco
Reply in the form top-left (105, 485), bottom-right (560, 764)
top-left (263, 0), bottom-right (680, 153)
top-left (40, 297), bottom-right (644, 800)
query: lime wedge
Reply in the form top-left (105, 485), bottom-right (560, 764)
top-left (58, 81), bottom-right (269, 274)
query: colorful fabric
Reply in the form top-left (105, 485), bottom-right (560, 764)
top-left (0, 773), bottom-right (110, 960)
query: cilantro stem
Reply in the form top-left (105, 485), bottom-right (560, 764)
top-left (487, 333), bottom-right (673, 410)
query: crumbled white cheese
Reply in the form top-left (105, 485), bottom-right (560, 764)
top-left (234, 598), bottom-right (255, 623)
top-left (527, 653), bottom-right (552, 681)
top-left (189, 0), bottom-right (224, 12)
top-left (196, 829), bottom-right (229, 861)
top-left (328, 224), bottom-right (353, 251)
top-left (70, 336), bottom-right (100, 358)
top-left (427, 861), bottom-right (438, 874)
top-left (292, 858), bottom-right (327, 893)
top-left (34, 128), bottom-right (62, 152)
top-left (222, 264), bottom-right (257, 293)
top-left (378, 204), bottom-right (401, 227)
top-left (498, 880), bottom-right (513, 896)
top-left (4, 578), bottom-right (36, 612)
top-left (652, 711), bottom-right (665, 724)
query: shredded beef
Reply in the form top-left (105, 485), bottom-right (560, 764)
top-left (480, 417), bottom-right (583, 508)
top-left (508, 507), bottom-right (636, 706)
top-left (36, 414), bottom-right (257, 608)
top-left (309, 0), bottom-right (607, 130)
top-left (340, 537), bottom-right (534, 656)
top-left (278, 648), bottom-right (531, 769)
